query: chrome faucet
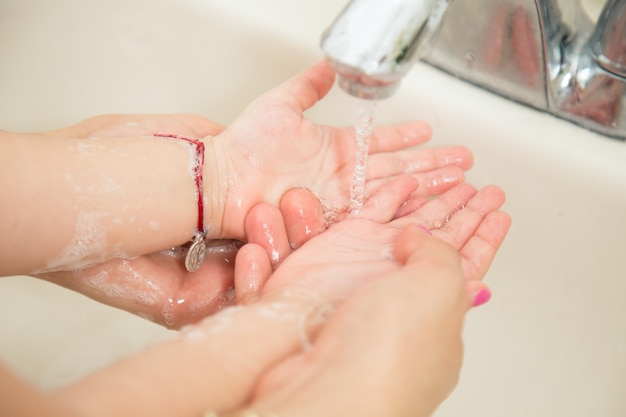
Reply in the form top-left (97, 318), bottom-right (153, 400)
top-left (320, 0), bottom-right (450, 100)
top-left (321, 0), bottom-right (626, 140)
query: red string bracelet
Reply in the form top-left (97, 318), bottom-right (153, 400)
top-left (154, 132), bottom-right (207, 272)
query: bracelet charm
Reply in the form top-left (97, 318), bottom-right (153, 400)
top-left (154, 132), bottom-right (208, 272)
top-left (185, 231), bottom-right (207, 272)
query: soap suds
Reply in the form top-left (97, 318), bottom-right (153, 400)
top-left (181, 305), bottom-right (245, 341)
top-left (82, 260), bottom-right (163, 306)
top-left (43, 211), bottom-right (110, 271)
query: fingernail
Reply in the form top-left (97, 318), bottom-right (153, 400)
top-left (472, 288), bottom-right (492, 308)
top-left (418, 225), bottom-right (432, 235)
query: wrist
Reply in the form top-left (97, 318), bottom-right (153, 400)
top-left (202, 135), bottom-right (232, 239)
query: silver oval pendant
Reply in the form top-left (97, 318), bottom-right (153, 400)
top-left (185, 236), bottom-right (207, 272)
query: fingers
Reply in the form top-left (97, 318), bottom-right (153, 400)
top-left (366, 121), bottom-right (432, 153)
top-left (240, 191), bottom-right (328, 303)
top-left (399, 182), bottom-right (478, 232)
top-left (357, 175), bottom-right (419, 223)
top-left (392, 183), bottom-right (509, 284)
top-left (269, 60), bottom-right (336, 114)
top-left (234, 243), bottom-right (273, 305)
top-left (437, 185), bottom-right (506, 247)
top-left (465, 279), bottom-right (492, 308)
top-left (364, 166), bottom-right (466, 201)
top-left (244, 203), bottom-right (293, 267)
top-left (363, 146), bottom-right (473, 205)
top-left (417, 166), bottom-right (467, 196)
top-left (362, 167), bottom-right (466, 219)
top-left (279, 188), bottom-right (326, 249)
top-left (367, 145), bottom-right (473, 179)
top-left (393, 195), bottom-right (430, 219)
top-left (395, 225), bottom-right (496, 308)
top-left (459, 210), bottom-right (512, 282)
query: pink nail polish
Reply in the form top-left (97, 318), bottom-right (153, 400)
top-left (472, 288), bottom-right (492, 308)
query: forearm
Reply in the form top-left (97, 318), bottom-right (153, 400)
top-left (0, 131), bottom-right (200, 275)
top-left (0, 364), bottom-right (80, 417)
top-left (52, 296), bottom-right (315, 417)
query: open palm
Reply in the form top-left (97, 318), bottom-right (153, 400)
top-left (209, 60), bottom-right (473, 238)
top-left (237, 175), bottom-right (511, 308)
top-left (37, 63), bottom-right (474, 328)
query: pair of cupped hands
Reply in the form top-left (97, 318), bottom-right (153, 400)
top-left (40, 61), bottom-right (510, 416)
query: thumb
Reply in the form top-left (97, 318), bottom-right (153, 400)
top-left (251, 225), bottom-right (471, 417)
top-left (269, 60), bottom-right (336, 114)
top-left (394, 225), bottom-right (469, 304)
top-left (396, 225), bottom-right (484, 309)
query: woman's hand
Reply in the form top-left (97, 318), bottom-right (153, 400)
top-left (50, 178), bottom-right (510, 417)
top-left (235, 176), bottom-right (511, 307)
top-left (245, 226), bottom-right (471, 417)
top-left (226, 178), bottom-right (510, 416)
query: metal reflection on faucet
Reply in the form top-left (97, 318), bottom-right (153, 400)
top-left (321, 0), bottom-right (451, 100)
top-left (552, 0), bottom-right (626, 135)
top-left (321, 0), bottom-right (626, 140)
top-left (591, 0), bottom-right (626, 78)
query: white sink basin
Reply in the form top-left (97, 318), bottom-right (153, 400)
top-left (1, 0), bottom-right (625, 415)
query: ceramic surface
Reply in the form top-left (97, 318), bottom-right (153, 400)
top-left (0, 1), bottom-right (624, 415)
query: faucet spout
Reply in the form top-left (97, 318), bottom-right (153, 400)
top-left (321, 0), bottom-right (450, 100)
top-left (321, 0), bottom-right (626, 139)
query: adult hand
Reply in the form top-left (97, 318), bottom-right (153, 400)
top-left (225, 178), bottom-right (510, 416)
top-left (235, 176), bottom-right (511, 307)
top-left (245, 226), bottom-right (471, 417)
top-left (51, 178), bottom-right (510, 417)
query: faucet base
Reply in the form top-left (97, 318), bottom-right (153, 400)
top-left (422, 0), bottom-right (626, 141)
